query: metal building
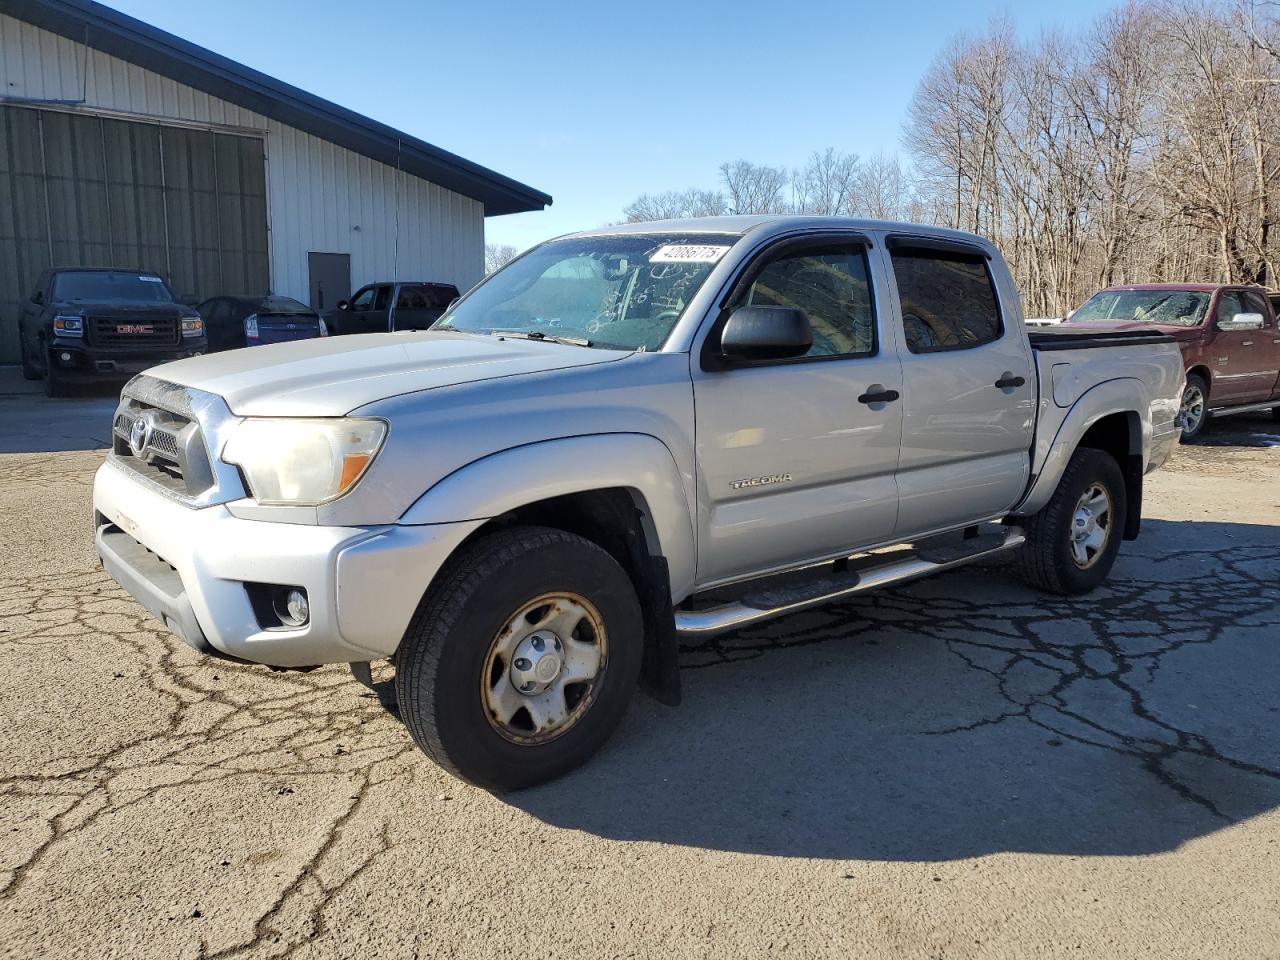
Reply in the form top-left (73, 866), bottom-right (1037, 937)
top-left (0, 0), bottom-right (550, 363)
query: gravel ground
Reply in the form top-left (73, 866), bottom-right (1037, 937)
top-left (1, 383), bottom-right (1278, 959)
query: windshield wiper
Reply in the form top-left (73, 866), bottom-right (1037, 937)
top-left (488, 329), bottom-right (592, 347)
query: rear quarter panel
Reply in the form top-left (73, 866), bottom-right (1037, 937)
top-left (1016, 341), bottom-right (1184, 516)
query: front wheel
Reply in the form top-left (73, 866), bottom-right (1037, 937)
top-left (1014, 447), bottom-right (1127, 595)
top-left (1179, 374), bottom-right (1209, 442)
top-left (394, 527), bottom-right (643, 792)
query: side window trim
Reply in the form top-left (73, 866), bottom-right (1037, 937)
top-left (700, 233), bottom-right (878, 370)
top-left (889, 246), bottom-right (1005, 355)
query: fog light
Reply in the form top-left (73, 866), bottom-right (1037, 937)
top-left (273, 587), bottom-right (309, 627)
top-left (60, 352), bottom-right (72, 361)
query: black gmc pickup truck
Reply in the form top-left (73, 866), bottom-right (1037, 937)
top-left (18, 268), bottom-right (207, 396)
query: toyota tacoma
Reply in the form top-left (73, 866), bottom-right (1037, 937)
top-left (93, 217), bottom-right (1184, 791)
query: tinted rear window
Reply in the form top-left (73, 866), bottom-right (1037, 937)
top-left (890, 252), bottom-right (1002, 353)
top-left (256, 297), bottom-right (314, 316)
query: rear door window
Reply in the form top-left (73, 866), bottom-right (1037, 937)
top-left (890, 250), bottom-right (1002, 353)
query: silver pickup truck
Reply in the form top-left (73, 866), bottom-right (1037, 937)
top-left (93, 217), bottom-right (1184, 790)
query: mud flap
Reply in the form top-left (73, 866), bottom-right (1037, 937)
top-left (637, 555), bottom-right (681, 706)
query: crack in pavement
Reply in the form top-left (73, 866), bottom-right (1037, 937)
top-left (678, 543), bottom-right (1280, 820)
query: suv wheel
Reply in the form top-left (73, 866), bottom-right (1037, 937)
top-left (1015, 447), bottom-right (1127, 595)
top-left (394, 526), bottom-right (643, 792)
top-left (1179, 373), bottom-right (1209, 442)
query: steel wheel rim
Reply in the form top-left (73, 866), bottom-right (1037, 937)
top-left (480, 591), bottom-right (608, 745)
top-left (1181, 384), bottom-right (1205, 434)
top-left (1069, 482), bottom-right (1113, 570)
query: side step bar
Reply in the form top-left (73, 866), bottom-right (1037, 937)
top-left (674, 527), bottom-right (1026, 638)
top-left (1208, 398), bottom-right (1280, 417)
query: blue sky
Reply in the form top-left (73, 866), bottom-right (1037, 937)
top-left (105, 0), bottom-right (1117, 252)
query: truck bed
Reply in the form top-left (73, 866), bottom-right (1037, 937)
top-left (1027, 326), bottom-right (1176, 351)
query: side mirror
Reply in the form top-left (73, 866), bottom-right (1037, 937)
top-left (336, 300), bottom-right (349, 311)
top-left (719, 305), bottom-right (812, 362)
top-left (1217, 312), bottom-right (1264, 332)
top-left (32, 291), bottom-right (44, 305)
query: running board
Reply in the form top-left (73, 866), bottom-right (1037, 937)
top-left (674, 527), bottom-right (1026, 638)
top-left (1208, 399), bottom-right (1280, 417)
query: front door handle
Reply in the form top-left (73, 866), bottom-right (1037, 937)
top-left (858, 386), bottom-right (900, 405)
top-left (995, 373), bottom-right (1026, 389)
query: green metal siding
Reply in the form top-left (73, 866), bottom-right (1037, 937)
top-left (0, 104), bottom-right (269, 364)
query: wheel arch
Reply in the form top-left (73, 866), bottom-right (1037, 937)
top-left (1014, 379), bottom-right (1147, 539)
top-left (398, 434), bottom-right (696, 704)
top-left (1186, 364), bottom-right (1212, 391)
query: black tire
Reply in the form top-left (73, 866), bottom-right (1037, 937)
top-left (43, 352), bottom-right (71, 398)
top-left (394, 526), bottom-right (643, 792)
top-left (19, 329), bottom-right (40, 380)
top-left (1179, 373), bottom-right (1210, 442)
top-left (1015, 447), bottom-right (1127, 596)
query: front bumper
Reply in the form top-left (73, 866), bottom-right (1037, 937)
top-left (93, 460), bottom-right (483, 666)
top-left (50, 338), bottom-right (205, 379)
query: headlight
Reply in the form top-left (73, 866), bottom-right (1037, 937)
top-left (222, 418), bottom-right (388, 505)
top-left (181, 317), bottom-right (204, 337)
top-left (54, 315), bottom-right (84, 337)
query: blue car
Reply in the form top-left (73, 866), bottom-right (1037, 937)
top-left (198, 295), bottom-right (327, 351)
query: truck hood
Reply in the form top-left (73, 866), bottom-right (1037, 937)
top-left (145, 331), bottom-right (632, 416)
top-left (1063, 320), bottom-right (1202, 342)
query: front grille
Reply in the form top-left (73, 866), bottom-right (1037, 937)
top-left (111, 400), bottom-right (214, 498)
top-left (88, 316), bottom-right (180, 350)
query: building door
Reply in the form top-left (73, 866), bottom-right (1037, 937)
top-left (0, 104), bottom-right (270, 364)
top-left (308, 252), bottom-right (350, 313)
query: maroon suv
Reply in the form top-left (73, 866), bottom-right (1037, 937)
top-left (1067, 283), bottom-right (1280, 440)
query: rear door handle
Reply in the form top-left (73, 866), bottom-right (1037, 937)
top-left (858, 387), bottom-right (900, 405)
top-left (995, 374), bottom-right (1026, 389)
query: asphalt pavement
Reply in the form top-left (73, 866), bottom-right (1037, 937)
top-left (1, 376), bottom-right (1277, 959)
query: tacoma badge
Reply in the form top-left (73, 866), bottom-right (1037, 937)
top-left (730, 473), bottom-right (792, 490)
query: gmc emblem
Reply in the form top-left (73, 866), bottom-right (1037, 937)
top-left (115, 323), bottom-right (154, 334)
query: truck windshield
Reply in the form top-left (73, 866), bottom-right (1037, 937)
top-left (53, 271), bottom-right (176, 304)
top-left (1071, 290), bottom-right (1209, 327)
top-left (434, 234), bottom-right (735, 350)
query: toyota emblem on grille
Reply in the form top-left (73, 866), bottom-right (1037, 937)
top-left (128, 414), bottom-right (153, 457)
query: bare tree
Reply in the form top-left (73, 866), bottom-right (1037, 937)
top-left (484, 243), bottom-right (519, 274)
top-left (853, 151), bottom-right (910, 220)
top-left (719, 160), bottom-right (790, 214)
top-left (623, 188), bottom-right (729, 222)
top-left (792, 148), bottom-right (860, 215)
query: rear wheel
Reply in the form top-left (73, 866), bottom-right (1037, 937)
top-left (1179, 373), bottom-right (1209, 442)
top-left (19, 328), bottom-right (39, 380)
top-left (394, 526), bottom-right (643, 792)
top-left (1015, 447), bottom-right (1127, 595)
